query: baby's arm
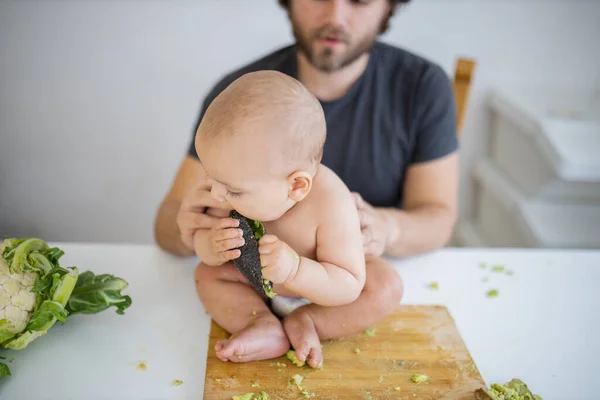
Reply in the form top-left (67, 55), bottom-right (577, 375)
top-left (262, 188), bottom-right (366, 306)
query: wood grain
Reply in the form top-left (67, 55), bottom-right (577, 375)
top-left (453, 58), bottom-right (477, 137)
top-left (204, 305), bottom-right (484, 399)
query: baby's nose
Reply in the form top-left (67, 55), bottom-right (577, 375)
top-left (210, 183), bottom-right (227, 203)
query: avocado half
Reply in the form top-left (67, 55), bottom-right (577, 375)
top-left (229, 210), bottom-right (276, 298)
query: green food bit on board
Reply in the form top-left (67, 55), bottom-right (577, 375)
top-left (232, 392), bottom-right (269, 400)
top-left (491, 265), bottom-right (505, 272)
top-left (487, 289), bottom-right (499, 298)
top-left (286, 350), bottom-right (306, 367)
top-left (364, 327), bottom-right (377, 337)
top-left (301, 389), bottom-right (315, 398)
top-left (292, 374), bottom-right (304, 385)
top-left (427, 282), bottom-right (439, 290)
top-left (270, 362), bottom-right (287, 367)
top-left (354, 348), bottom-right (361, 354)
top-left (411, 374), bottom-right (429, 384)
top-left (172, 379), bottom-right (183, 386)
top-left (479, 263), bottom-right (487, 269)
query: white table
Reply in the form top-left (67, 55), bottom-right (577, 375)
top-left (1, 244), bottom-right (598, 399)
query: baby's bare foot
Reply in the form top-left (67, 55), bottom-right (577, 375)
top-left (283, 310), bottom-right (322, 368)
top-left (215, 315), bottom-right (289, 363)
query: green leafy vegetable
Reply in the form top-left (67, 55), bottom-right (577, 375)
top-left (0, 238), bottom-right (131, 378)
top-left (0, 360), bottom-right (10, 380)
top-left (66, 271), bottom-right (132, 315)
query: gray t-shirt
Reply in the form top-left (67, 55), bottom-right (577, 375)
top-left (188, 42), bottom-right (458, 208)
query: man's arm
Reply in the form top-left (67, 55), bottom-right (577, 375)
top-left (354, 152), bottom-right (458, 258)
top-left (379, 152), bottom-right (458, 257)
top-left (154, 156), bottom-right (222, 256)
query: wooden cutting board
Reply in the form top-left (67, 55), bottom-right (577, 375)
top-left (204, 305), bottom-right (484, 399)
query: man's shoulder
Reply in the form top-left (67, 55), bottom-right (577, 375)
top-left (206, 45), bottom-right (296, 100)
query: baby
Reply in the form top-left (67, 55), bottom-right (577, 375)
top-left (193, 70), bottom-right (383, 368)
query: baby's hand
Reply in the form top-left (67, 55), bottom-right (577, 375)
top-left (258, 234), bottom-right (300, 285)
top-left (204, 218), bottom-right (244, 266)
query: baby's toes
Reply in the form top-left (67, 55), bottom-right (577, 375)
top-left (293, 344), bottom-right (311, 364)
top-left (215, 341), bottom-right (230, 362)
top-left (219, 340), bottom-right (239, 359)
top-left (307, 346), bottom-right (322, 369)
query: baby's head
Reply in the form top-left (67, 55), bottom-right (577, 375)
top-left (195, 70), bottom-right (326, 222)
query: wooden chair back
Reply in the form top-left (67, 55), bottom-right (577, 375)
top-left (452, 57), bottom-right (476, 136)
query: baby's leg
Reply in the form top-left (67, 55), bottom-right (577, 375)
top-left (195, 262), bottom-right (289, 362)
top-left (283, 256), bottom-right (403, 368)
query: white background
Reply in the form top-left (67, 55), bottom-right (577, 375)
top-left (1, 0), bottom-right (599, 243)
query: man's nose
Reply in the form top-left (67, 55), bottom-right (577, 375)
top-left (322, 0), bottom-right (349, 28)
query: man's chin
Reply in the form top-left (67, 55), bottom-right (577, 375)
top-left (309, 54), bottom-right (346, 72)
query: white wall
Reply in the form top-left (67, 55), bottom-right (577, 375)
top-left (1, 0), bottom-right (598, 243)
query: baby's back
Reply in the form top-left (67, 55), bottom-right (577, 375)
top-left (264, 165), bottom-right (361, 261)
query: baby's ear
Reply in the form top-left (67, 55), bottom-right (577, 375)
top-left (287, 170), bottom-right (313, 202)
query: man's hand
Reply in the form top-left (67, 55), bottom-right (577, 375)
top-left (258, 234), bottom-right (300, 285)
top-left (352, 193), bottom-right (397, 257)
top-left (194, 217), bottom-right (244, 266)
top-left (177, 178), bottom-right (233, 251)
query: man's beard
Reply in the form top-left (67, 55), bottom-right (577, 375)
top-left (292, 22), bottom-right (378, 73)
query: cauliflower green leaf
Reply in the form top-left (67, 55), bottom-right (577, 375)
top-left (0, 237), bottom-right (132, 378)
top-left (66, 271), bottom-right (132, 315)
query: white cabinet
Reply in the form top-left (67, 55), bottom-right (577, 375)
top-left (488, 89), bottom-right (600, 203)
top-left (457, 88), bottom-right (600, 249)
